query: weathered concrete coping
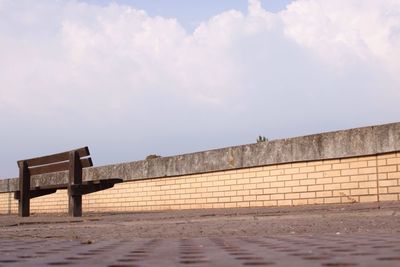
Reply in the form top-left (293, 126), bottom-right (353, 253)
top-left (1, 122), bottom-right (399, 193)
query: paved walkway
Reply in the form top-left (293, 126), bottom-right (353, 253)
top-left (1, 202), bottom-right (400, 266)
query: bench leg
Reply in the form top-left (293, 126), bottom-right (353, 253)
top-left (18, 161), bottom-right (30, 217)
top-left (68, 151), bottom-right (82, 217)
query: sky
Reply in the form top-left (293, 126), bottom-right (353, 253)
top-left (1, 0), bottom-right (399, 178)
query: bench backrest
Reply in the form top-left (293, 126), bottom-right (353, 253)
top-left (18, 147), bottom-right (93, 217)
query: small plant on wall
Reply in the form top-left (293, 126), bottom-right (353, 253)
top-left (257, 135), bottom-right (268, 143)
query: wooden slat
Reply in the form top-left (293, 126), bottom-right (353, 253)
top-left (29, 157), bottom-right (92, 176)
top-left (15, 189), bottom-right (57, 200)
top-left (22, 147), bottom-right (90, 167)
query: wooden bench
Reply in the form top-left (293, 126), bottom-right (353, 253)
top-left (15, 147), bottom-right (122, 217)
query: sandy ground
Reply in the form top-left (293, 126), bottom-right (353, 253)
top-left (1, 202), bottom-right (399, 242)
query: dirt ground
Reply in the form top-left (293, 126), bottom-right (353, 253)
top-left (1, 202), bottom-right (399, 242)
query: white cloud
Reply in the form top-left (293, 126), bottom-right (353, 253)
top-left (0, 0), bottom-right (399, 177)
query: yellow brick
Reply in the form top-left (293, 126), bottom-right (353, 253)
top-left (224, 179), bottom-right (237, 186)
top-left (270, 181), bottom-right (285, 188)
top-left (370, 188), bottom-right (380, 194)
top-left (361, 156), bottom-right (378, 161)
top-left (307, 161), bottom-right (323, 166)
top-left (270, 169), bottom-right (285, 175)
top-left (256, 195), bottom-right (270, 201)
top-left (271, 194), bottom-right (285, 200)
top-left (285, 168), bottom-right (299, 174)
top-left (388, 172), bottom-right (400, 179)
top-left (308, 172), bottom-right (324, 179)
top-left (300, 179), bottom-right (315, 185)
top-left (277, 175), bottom-right (292, 181)
top-left (359, 181), bottom-right (376, 188)
top-left (316, 177), bottom-right (333, 184)
top-left (292, 199), bottom-right (308, 205)
top-left (379, 180), bottom-right (398, 187)
top-left (237, 190), bottom-right (250, 196)
top-left (377, 159), bottom-right (387, 166)
top-left (323, 159), bottom-right (340, 164)
top-left (201, 192), bottom-right (213, 198)
top-left (300, 192), bottom-right (315, 198)
top-left (292, 173), bottom-right (307, 180)
top-left (262, 165), bottom-right (277, 171)
top-left (213, 180), bottom-right (225, 186)
top-left (388, 186), bottom-right (400, 193)
top-left (316, 191), bottom-right (332, 197)
top-left (250, 189), bottom-right (263, 195)
top-left (220, 174), bottom-right (233, 180)
top-left (251, 201), bottom-right (264, 207)
top-left (324, 184), bottom-right (341, 190)
top-left (308, 198), bottom-right (324, 204)
top-left (243, 195), bottom-right (257, 201)
top-left (292, 186), bottom-right (308, 193)
top-left (359, 195), bottom-right (378, 202)
top-left (332, 163), bottom-right (350, 170)
top-left (333, 176), bottom-right (350, 183)
top-left (243, 172), bottom-right (256, 178)
top-left (350, 189), bottom-right (369, 195)
top-left (378, 154), bottom-right (396, 159)
top-left (231, 196), bottom-right (244, 202)
top-left (237, 202), bottom-right (250, 208)
top-left (367, 160), bottom-right (377, 167)
top-left (285, 193), bottom-right (300, 200)
top-left (300, 166), bottom-right (315, 173)
top-left (212, 191), bottom-right (225, 198)
top-left (341, 182), bottom-right (359, 189)
top-left (263, 188), bottom-right (278, 194)
top-left (387, 158), bottom-right (400, 165)
top-left (358, 167), bottom-right (376, 175)
top-left (277, 187), bottom-right (292, 193)
top-left (316, 165), bottom-right (332, 171)
top-left (279, 163), bottom-right (292, 169)
top-left (236, 168), bottom-right (250, 174)
top-left (243, 183), bottom-right (258, 190)
top-left (292, 162), bottom-right (308, 168)
top-left (263, 176), bottom-right (277, 182)
top-left (218, 197), bottom-right (230, 203)
top-left (340, 196), bottom-right (358, 203)
top-left (230, 184), bottom-right (244, 191)
top-left (324, 197), bottom-right (341, 204)
top-left (277, 200), bottom-right (292, 206)
top-left (340, 157), bottom-right (359, 163)
top-left (263, 200), bottom-right (277, 206)
top-left (237, 178), bottom-right (250, 184)
top-left (350, 161), bottom-right (368, 168)
top-left (350, 175), bottom-right (369, 182)
top-left (378, 165), bottom-right (397, 173)
top-left (256, 170), bottom-right (270, 177)
top-left (378, 173), bottom-right (388, 179)
top-left (308, 185), bottom-right (323, 191)
top-left (380, 194), bottom-right (398, 201)
top-left (250, 177), bottom-right (264, 184)
top-left (224, 191), bottom-right (237, 197)
top-left (324, 170), bottom-right (341, 177)
top-left (201, 181), bottom-right (213, 187)
top-left (285, 180), bottom-right (300, 187)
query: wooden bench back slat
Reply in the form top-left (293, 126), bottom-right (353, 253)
top-left (21, 147), bottom-right (90, 167)
top-left (29, 158), bottom-right (93, 176)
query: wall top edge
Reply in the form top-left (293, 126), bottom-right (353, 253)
top-left (1, 122), bottom-right (399, 192)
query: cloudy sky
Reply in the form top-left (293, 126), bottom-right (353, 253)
top-left (1, 0), bottom-right (399, 178)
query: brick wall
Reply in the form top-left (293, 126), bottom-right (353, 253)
top-left (1, 152), bottom-right (399, 214)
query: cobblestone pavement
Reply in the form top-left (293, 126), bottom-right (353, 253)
top-left (1, 202), bottom-right (400, 266)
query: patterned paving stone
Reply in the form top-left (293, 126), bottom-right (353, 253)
top-left (1, 233), bottom-right (400, 266)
